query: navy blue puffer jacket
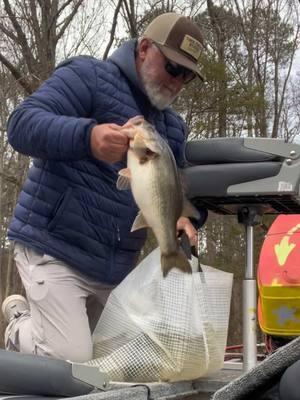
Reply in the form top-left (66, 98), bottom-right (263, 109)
top-left (7, 40), bottom-right (187, 284)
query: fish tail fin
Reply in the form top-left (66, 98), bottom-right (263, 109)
top-left (161, 251), bottom-right (192, 278)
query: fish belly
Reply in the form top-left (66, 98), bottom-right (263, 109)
top-left (129, 155), bottom-right (181, 253)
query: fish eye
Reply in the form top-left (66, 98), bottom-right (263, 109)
top-left (146, 148), bottom-right (154, 156)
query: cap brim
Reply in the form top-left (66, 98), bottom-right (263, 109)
top-left (156, 43), bottom-right (205, 82)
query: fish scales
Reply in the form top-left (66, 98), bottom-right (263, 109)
top-left (117, 116), bottom-right (199, 277)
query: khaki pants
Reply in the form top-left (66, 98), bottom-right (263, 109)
top-left (5, 243), bottom-right (116, 362)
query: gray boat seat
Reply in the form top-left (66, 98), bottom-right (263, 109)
top-left (183, 138), bottom-right (300, 215)
top-left (0, 349), bottom-right (109, 397)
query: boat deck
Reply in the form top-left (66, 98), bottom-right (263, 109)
top-left (69, 367), bottom-right (242, 400)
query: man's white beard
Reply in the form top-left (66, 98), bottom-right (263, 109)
top-left (140, 64), bottom-right (177, 110)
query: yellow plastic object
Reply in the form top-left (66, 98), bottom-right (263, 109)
top-left (258, 215), bottom-right (300, 337)
top-left (258, 284), bottom-right (300, 336)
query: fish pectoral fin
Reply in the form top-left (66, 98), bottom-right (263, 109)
top-left (117, 168), bottom-right (131, 190)
top-left (181, 198), bottom-right (200, 219)
top-left (131, 212), bottom-right (149, 231)
top-left (119, 168), bottom-right (131, 178)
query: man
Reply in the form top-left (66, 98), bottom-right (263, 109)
top-left (3, 12), bottom-right (205, 362)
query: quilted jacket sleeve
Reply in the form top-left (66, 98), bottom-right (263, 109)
top-left (175, 114), bottom-right (189, 168)
top-left (7, 56), bottom-right (98, 160)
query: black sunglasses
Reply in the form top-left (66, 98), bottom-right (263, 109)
top-left (152, 43), bottom-right (196, 84)
top-left (164, 59), bottom-right (196, 84)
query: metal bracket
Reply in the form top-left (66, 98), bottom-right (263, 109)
top-left (71, 363), bottom-right (110, 391)
top-left (237, 205), bottom-right (264, 226)
top-left (244, 138), bottom-right (300, 159)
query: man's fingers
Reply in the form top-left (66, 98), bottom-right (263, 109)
top-left (120, 128), bottom-right (135, 139)
top-left (189, 232), bottom-right (198, 247)
top-left (176, 217), bottom-right (198, 247)
top-left (90, 123), bottom-right (129, 163)
top-left (108, 130), bottom-right (129, 145)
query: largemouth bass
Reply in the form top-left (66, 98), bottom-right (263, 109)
top-left (117, 116), bottom-right (199, 277)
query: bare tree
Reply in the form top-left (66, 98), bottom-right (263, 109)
top-left (207, 0), bottom-right (227, 136)
top-left (229, 0), bottom-right (300, 138)
top-left (281, 74), bottom-right (300, 143)
top-left (0, 0), bottom-right (300, 350)
top-left (60, 0), bottom-right (108, 59)
top-left (0, 0), bottom-right (84, 95)
top-left (269, 0), bottom-right (300, 138)
top-left (0, 0), bottom-right (110, 345)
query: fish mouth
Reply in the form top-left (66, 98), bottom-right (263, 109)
top-left (143, 148), bottom-right (158, 161)
top-left (131, 132), bottom-right (163, 155)
top-left (135, 146), bottom-right (159, 163)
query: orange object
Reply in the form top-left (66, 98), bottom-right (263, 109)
top-left (258, 214), bottom-right (300, 336)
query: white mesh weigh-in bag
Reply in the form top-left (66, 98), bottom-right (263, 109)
top-left (87, 248), bottom-right (233, 383)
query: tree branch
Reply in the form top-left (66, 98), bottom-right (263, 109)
top-left (56, 0), bottom-right (84, 43)
top-left (3, 0), bottom-right (36, 71)
top-left (0, 22), bottom-right (18, 42)
top-left (122, 0), bottom-right (138, 38)
top-left (0, 52), bottom-right (31, 94)
top-left (0, 171), bottom-right (19, 185)
top-left (29, 0), bottom-right (42, 45)
top-left (56, 0), bottom-right (77, 20)
top-left (103, 0), bottom-right (123, 60)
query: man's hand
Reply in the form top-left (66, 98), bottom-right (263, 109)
top-left (90, 123), bottom-right (130, 163)
top-left (176, 216), bottom-right (198, 247)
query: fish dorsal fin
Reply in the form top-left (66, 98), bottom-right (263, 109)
top-left (117, 168), bottom-right (131, 190)
top-left (131, 211), bottom-right (149, 231)
top-left (181, 198), bottom-right (200, 219)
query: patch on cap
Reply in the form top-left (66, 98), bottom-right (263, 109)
top-left (180, 34), bottom-right (202, 60)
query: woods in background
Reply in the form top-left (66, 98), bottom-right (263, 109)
top-left (0, 0), bottom-right (299, 346)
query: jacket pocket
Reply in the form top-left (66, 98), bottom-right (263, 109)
top-left (48, 188), bottom-right (73, 232)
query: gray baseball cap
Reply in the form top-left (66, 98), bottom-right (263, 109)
top-left (143, 12), bottom-right (205, 81)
